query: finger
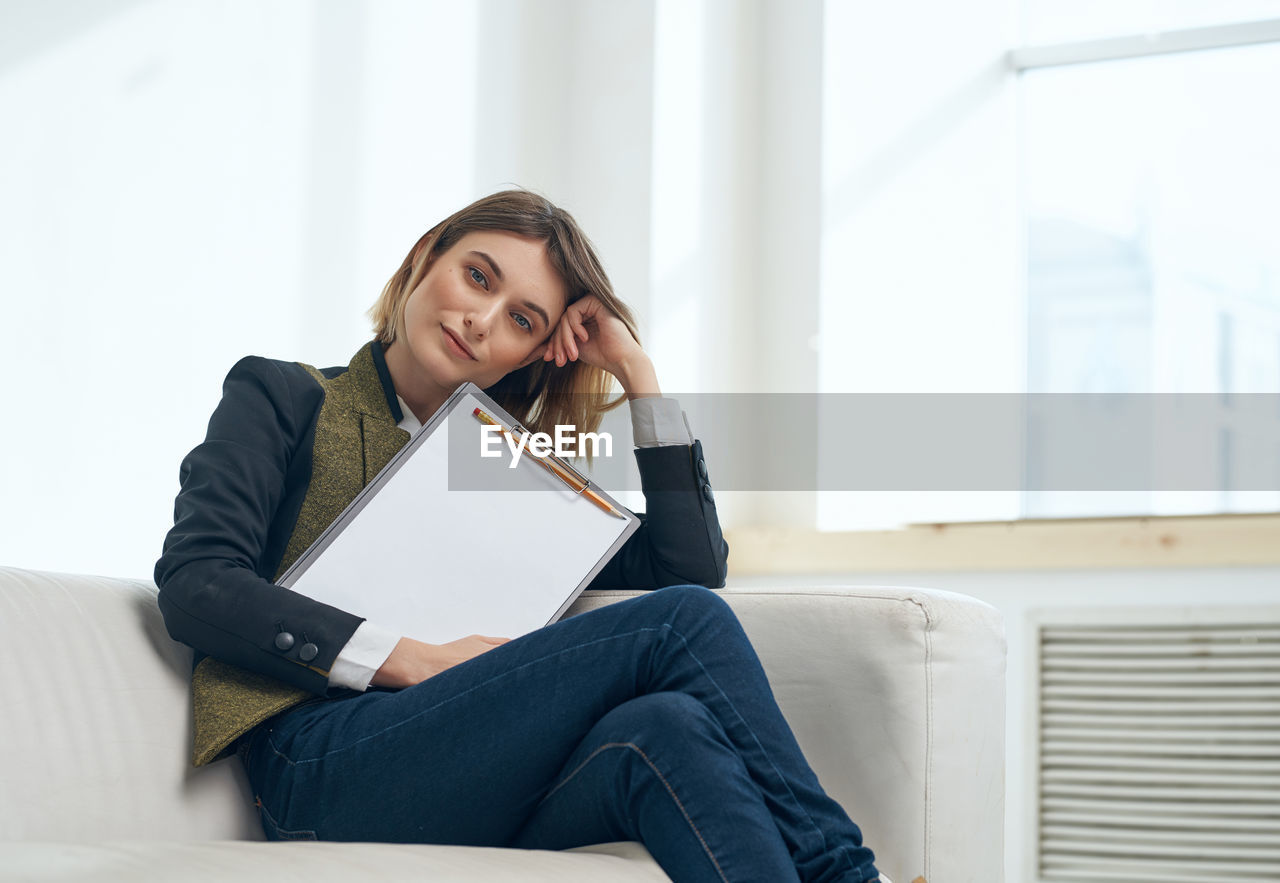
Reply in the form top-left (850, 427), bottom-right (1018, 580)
top-left (566, 297), bottom-right (595, 332)
top-left (545, 329), bottom-right (559, 366)
top-left (570, 311), bottom-right (589, 343)
top-left (561, 320), bottom-right (578, 360)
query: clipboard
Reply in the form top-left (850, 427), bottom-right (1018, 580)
top-left (277, 382), bottom-right (640, 644)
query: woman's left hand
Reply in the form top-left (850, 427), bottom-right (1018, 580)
top-left (542, 294), bottom-right (656, 396)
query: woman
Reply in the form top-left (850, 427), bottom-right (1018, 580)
top-left (156, 190), bottom-right (883, 883)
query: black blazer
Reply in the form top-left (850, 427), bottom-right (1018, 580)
top-left (155, 341), bottom-right (729, 696)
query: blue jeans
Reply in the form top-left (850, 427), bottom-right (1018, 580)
top-left (242, 586), bottom-right (879, 882)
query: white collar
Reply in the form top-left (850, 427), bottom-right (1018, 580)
top-left (395, 395), bottom-right (423, 434)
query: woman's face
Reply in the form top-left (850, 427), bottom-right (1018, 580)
top-left (395, 230), bottom-right (568, 396)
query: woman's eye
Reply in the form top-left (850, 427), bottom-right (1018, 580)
top-left (512, 313), bottom-right (532, 331)
top-left (468, 266), bottom-right (488, 288)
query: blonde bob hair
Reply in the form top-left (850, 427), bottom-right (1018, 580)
top-left (369, 189), bottom-right (638, 441)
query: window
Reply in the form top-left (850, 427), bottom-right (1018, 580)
top-left (819, 3), bottom-right (1280, 529)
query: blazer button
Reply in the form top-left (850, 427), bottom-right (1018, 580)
top-left (274, 632), bottom-right (295, 651)
top-left (299, 643), bottom-right (319, 662)
top-left (702, 482), bottom-right (715, 504)
top-left (696, 458), bottom-right (708, 480)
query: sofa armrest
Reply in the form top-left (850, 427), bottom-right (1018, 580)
top-left (566, 586), bottom-right (1006, 883)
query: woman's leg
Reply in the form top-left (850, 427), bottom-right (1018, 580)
top-left (509, 691), bottom-right (800, 883)
top-left (243, 585), bottom-right (878, 882)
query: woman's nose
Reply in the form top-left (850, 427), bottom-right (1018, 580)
top-left (463, 303), bottom-right (499, 338)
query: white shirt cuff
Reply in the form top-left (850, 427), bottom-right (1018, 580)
top-left (629, 397), bottom-right (693, 447)
top-left (329, 621), bottom-right (401, 692)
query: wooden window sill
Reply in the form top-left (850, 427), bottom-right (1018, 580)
top-left (723, 513), bottom-right (1280, 573)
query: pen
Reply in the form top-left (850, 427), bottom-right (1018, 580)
top-left (473, 407), bottom-right (627, 520)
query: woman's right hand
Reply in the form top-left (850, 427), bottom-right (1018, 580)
top-left (371, 634), bottom-right (510, 689)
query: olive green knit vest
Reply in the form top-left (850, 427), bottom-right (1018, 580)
top-left (189, 344), bottom-right (410, 766)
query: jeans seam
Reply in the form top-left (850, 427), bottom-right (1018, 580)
top-left (256, 794), bottom-right (317, 841)
top-left (538, 740), bottom-right (729, 883)
top-left (660, 621), bottom-right (843, 871)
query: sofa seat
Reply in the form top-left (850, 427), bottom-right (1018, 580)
top-left (0, 566), bottom-right (1005, 882)
top-left (2, 841), bottom-right (665, 882)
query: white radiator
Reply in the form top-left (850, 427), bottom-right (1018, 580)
top-left (1030, 605), bottom-right (1280, 882)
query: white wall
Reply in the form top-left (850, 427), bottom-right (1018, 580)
top-left (3, 1), bottom-right (308, 578)
top-left (0, 0), bottom-right (479, 577)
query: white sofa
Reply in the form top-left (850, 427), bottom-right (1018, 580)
top-left (0, 566), bottom-right (1005, 882)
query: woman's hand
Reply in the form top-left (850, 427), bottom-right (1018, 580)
top-left (542, 294), bottom-right (660, 398)
top-left (370, 634), bottom-right (509, 689)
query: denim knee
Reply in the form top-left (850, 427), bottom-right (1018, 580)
top-left (605, 691), bottom-right (719, 745)
top-left (648, 584), bottom-right (735, 625)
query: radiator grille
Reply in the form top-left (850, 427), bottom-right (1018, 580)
top-left (1037, 620), bottom-right (1280, 882)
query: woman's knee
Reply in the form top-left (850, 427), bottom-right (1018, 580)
top-left (603, 691), bottom-right (720, 744)
top-left (596, 695), bottom-right (741, 793)
top-left (646, 584), bottom-right (735, 625)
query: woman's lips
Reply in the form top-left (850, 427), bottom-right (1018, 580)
top-left (442, 326), bottom-right (476, 360)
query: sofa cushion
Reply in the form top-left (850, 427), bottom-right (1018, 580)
top-left (0, 567), bottom-right (259, 841)
top-left (0, 841), bottom-right (666, 881)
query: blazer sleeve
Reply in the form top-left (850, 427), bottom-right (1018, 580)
top-left (154, 356), bottom-right (363, 695)
top-left (586, 439), bottom-right (729, 591)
